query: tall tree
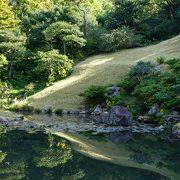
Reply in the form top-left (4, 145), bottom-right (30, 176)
top-left (44, 21), bottom-right (86, 56)
top-left (0, 0), bottom-right (18, 29)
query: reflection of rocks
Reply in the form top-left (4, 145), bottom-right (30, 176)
top-left (129, 151), bottom-right (160, 165)
top-left (106, 86), bottom-right (120, 97)
top-left (166, 115), bottom-right (180, 123)
top-left (106, 130), bottom-right (132, 144)
top-left (172, 123), bottom-right (180, 138)
top-left (104, 106), bottom-right (133, 126)
top-left (138, 116), bottom-right (153, 123)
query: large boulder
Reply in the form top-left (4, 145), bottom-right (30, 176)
top-left (106, 86), bottom-right (120, 98)
top-left (104, 106), bottom-right (133, 126)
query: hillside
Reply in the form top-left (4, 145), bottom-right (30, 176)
top-left (27, 35), bottom-right (180, 110)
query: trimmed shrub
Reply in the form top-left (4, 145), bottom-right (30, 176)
top-left (80, 85), bottom-right (106, 106)
top-left (55, 109), bottom-right (63, 115)
top-left (129, 61), bottom-right (156, 81)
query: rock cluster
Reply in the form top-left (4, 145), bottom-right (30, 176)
top-left (103, 106), bottom-right (133, 126)
top-left (106, 86), bottom-right (120, 98)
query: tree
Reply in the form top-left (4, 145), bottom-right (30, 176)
top-left (0, 29), bottom-right (25, 79)
top-left (10, 0), bottom-right (54, 18)
top-left (0, 0), bottom-right (19, 29)
top-left (44, 21), bottom-right (86, 56)
top-left (66, 0), bottom-right (108, 38)
top-left (35, 50), bottom-right (73, 84)
top-left (21, 6), bottom-right (80, 51)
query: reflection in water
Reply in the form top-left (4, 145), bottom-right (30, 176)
top-left (0, 127), bottom-right (179, 180)
top-left (106, 130), bottom-right (132, 144)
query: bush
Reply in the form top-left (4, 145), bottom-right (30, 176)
top-left (34, 50), bottom-right (74, 85)
top-left (106, 96), bottom-right (125, 108)
top-left (55, 108), bottom-right (63, 115)
top-left (118, 77), bottom-right (138, 94)
top-left (34, 108), bottom-right (42, 114)
top-left (100, 26), bottom-right (143, 52)
top-left (80, 85), bottom-right (106, 106)
top-left (157, 57), bottom-right (165, 65)
top-left (129, 61), bottom-right (156, 81)
top-left (24, 83), bottom-right (35, 95)
top-left (165, 58), bottom-right (180, 73)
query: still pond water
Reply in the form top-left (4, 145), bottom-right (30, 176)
top-left (0, 127), bottom-right (179, 180)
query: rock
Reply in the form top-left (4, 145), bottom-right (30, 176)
top-left (106, 86), bottom-right (120, 98)
top-left (15, 115), bottom-right (24, 121)
top-left (172, 111), bottom-right (179, 115)
top-left (80, 110), bottom-right (89, 114)
top-left (92, 105), bottom-right (103, 115)
top-left (147, 104), bottom-right (159, 116)
top-left (72, 110), bottom-right (80, 115)
top-left (42, 106), bottom-right (53, 114)
top-left (166, 115), bottom-right (180, 123)
top-left (138, 116), bottom-right (153, 123)
top-left (104, 106), bottom-right (133, 126)
top-left (172, 123), bottom-right (180, 138)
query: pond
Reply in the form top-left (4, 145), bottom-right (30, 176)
top-left (0, 125), bottom-right (179, 180)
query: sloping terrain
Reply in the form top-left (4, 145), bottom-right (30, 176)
top-left (28, 35), bottom-right (180, 109)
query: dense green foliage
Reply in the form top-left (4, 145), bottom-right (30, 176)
top-left (35, 50), bottom-right (73, 85)
top-left (0, 0), bottom-right (179, 109)
top-left (80, 85), bottom-right (106, 106)
top-left (81, 58), bottom-right (180, 123)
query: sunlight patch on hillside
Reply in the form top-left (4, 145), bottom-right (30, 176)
top-left (27, 35), bottom-right (180, 109)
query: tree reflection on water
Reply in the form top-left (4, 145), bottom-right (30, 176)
top-left (0, 128), bottom-right (179, 180)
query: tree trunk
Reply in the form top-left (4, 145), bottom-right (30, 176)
top-left (63, 41), bottom-right (66, 55)
top-left (77, 5), bottom-right (88, 39)
top-left (8, 62), bottom-right (13, 79)
top-left (83, 10), bottom-right (88, 39)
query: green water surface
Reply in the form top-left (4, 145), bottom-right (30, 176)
top-left (0, 127), bottom-right (179, 180)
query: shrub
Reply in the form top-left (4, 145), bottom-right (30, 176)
top-left (129, 61), bottom-right (156, 81)
top-left (55, 108), bottom-right (63, 115)
top-left (24, 83), bottom-right (35, 95)
top-left (100, 26), bottom-right (143, 52)
top-left (34, 50), bottom-right (74, 85)
top-left (106, 96), bottom-right (125, 108)
top-left (165, 58), bottom-right (180, 73)
top-left (157, 57), bottom-right (165, 65)
top-left (34, 108), bottom-right (42, 114)
top-left (80, 85), bottom-right (106, 106)
top-left (118, 77), bottom-right (138, 93)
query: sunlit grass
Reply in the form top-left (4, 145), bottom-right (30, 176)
top-left (26, 35), bottom-right (180, 109)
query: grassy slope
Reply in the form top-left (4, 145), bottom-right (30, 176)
top-left (28, 35), bottom-right (180, 109)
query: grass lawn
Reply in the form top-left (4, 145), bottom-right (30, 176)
top-left (27, 35), bottom-right (180, 110)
